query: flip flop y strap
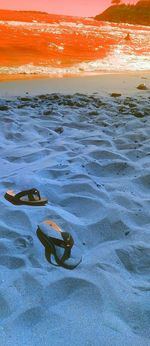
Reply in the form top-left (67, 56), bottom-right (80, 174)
top-left (15, 188), bottom-right (41, 202)
top-left (43, 231), bottom-right (74, 265)
top-left (48, 235), bottom-right (75, 269)
top-left (61, 232), bottom-right (74, 262)
top-left (37, 222), bottom-right (80, 269)
top-left (54, 232), bottom-right (75, 267)
top-left (46, 232), bottom-right (74, 262)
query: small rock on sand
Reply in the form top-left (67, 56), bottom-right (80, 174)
top-left (136, 84), bottom-right (148, 90)
top-left (43, 110), bottom-right (52, 115)
top-left (54, 127), bottom-right (64, 134)
top-left (0, 105), bottom-right (9, 111)
top-left (111, 93), bottom-right (122, 97)
top-left (19, 97), bottom-right (31, 102)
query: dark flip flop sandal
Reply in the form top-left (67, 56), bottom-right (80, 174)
top-left (4, 188), bottom-right (48, 206)
top-left (37, 220), bottom-right (82, 270)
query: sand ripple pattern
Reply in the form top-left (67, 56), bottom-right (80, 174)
top-left (0, 93), bottom-right (150, 346)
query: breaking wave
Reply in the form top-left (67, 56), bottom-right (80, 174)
top-left (1, 47), bottom-right (149, 77)
top-left (0, 16), bottom-right (150, 76)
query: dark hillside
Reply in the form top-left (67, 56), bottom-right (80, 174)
top-left (95, 0), bottom-right (150, 26)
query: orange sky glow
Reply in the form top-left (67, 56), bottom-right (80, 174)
top-left (0, 0), bottom-right (137, 16)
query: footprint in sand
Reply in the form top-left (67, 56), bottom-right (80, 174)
top-left (116, 243), bottom-right (150, 275)
top-left (0, 255), bottom-right (25, 269)
top-left (0, 294), bottom-right (11, 321)
top-left (43, 277), bottom-right (102, 314)
top-left (14, 235), bottom-right (33, 251)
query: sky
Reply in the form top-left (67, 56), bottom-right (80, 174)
top-left (0, 0), bottom-right (137, 17)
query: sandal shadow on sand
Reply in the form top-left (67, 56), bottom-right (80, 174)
top-left (4, 188), bottom-right (48, 206)
top-left (37, 220), bottom-right (82, 269)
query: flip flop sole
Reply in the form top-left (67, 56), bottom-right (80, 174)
top-left (4, 193), bottom-right (48, 206)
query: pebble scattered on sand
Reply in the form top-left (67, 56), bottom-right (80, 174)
top-left (54, 126), bottom-right (64, 134)
top-left (136, 83), bottom-right (148, 90)
top-left (111, 93), bottom-right (122, 97)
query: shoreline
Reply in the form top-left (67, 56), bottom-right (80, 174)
top-left (0, 71), bottom-right (150, 98)
top-left (0, 70), bottom-right (150, 83)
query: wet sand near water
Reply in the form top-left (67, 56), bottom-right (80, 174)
top-left (0, 72), bottom-right (150, 98)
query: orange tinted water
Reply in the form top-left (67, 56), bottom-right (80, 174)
top-left (0, 10), bottom-right (149, 75)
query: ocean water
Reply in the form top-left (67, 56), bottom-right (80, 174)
top-left (0, 15), bottom-right (150, 76)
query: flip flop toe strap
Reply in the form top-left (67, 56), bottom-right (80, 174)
top-left (54, 232), bottom-right (74, 265)
top-left (15, 188), bottom-right (41, 202)
top-left (47, 232), bottom-right (73, 266)
top-left (61, 247), bottom-right (71, 262)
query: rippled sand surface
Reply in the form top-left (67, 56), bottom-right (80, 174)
top-left (0, 91), bottom-right (150, 345)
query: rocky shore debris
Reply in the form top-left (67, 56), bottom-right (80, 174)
top-left (54, 127), bottom-right (64, 134)
top-left (136, 83), bottom-right (148, 90)
top-left (111, 93), bottom-right (122, 97)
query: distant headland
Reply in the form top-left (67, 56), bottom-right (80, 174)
top-left (95, 0), bottom-right (150, 26)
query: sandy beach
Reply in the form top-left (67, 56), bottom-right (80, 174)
top-left (0, 72), bottom-right (150, 98)
top-left (0, 74), bottom-right (150, 346)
